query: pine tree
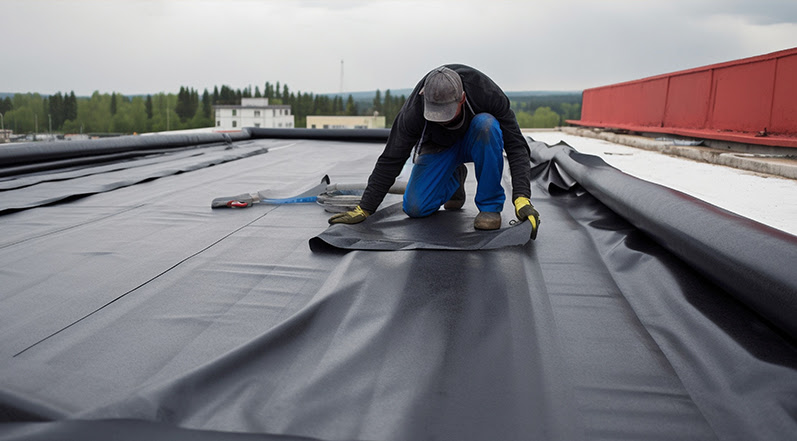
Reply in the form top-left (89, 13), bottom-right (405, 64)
top-left (0, 97), bottom-right (12, 114)
top-left (175, 87), bottom-right (187, 120)
top-left (219, 85), bottom-right (234, 104)
top-left (145, 95), bottom-right (153, 119)
top-left (373, 89), bottom-right (382, 115)
top-left (65, 91), bottom-right (77, 122)
top-left (110, 93), bottom-right (117, 116)
top-left (191, 88), bottom-right (199, 116)
top-left (345, 95), bottom-right (357, 116)
top-left (202, 89), bottom-right (211, 118)
top-left (48, 92), bottom-right (64, 129)
top-left (383, 90), bottom-right (392, 122)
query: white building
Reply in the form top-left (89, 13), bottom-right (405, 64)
top-left (214, 98), bottom-right (294, 130)
top-left (306, 114), bottom-right (386, 129)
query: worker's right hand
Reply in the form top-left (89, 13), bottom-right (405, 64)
top-left (328, 206), bottom-right (371, 225)
top-left (513, 197), bottom-right (541, 240)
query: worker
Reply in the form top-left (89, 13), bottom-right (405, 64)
top-left (329, 64), bottom-right (540, 238)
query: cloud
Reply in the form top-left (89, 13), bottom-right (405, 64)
top-left (685, 0), bottom-right (797, 25)
top-left (1, 0), bottom-right (795, 95)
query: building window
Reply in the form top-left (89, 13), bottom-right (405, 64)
top-left (254, 123), bottom-right (261, 128)
top-left (254, 110), bottom-right (261, 117)
top-left (216, 121), bottom-right (221, 126)
top-left (232, 121), bottom-right (237, 128)
top-left (232, 109), bottom-right (237, 116)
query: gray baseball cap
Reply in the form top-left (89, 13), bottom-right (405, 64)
top-left (420, 66), bottom-right (463, 122)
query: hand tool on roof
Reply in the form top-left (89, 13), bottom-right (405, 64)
top-left (210, 176), bottom-right (406, 210)
top-left (211, 175), bottom-right (331, 208)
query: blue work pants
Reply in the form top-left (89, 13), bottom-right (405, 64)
top-left (403, 113), bottom-right (505, 218)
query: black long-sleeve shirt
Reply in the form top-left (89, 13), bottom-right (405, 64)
top-left (358, 64), bottom-right (531, 214)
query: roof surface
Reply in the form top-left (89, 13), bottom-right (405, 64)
top-left (0, 131), bottom-right (795, 441)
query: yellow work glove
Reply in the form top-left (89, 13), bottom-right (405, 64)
top-left (328, 206), bottom-right (371, 225)
top-left (513, 197), bottom-right (540, 240)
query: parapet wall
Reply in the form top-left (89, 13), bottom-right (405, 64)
top-left (568, 47), bottom-right (797, 148)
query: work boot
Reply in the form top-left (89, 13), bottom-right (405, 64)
top-left (443, 164), bottom-right (467, 210)
top-left (474, 211), bottom-right (501, 230)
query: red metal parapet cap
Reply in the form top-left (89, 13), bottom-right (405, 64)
top-left (569, 47), bottom-right (797, 148)
top-left (565, 121), bottom-right (797, 149)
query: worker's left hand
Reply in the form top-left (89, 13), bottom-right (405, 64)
top-left (513, 197), bottom-right (540, 240)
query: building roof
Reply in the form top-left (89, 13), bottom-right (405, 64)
top-left (0, 129), bottom-right (795, 441)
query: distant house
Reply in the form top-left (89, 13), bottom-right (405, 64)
top-left (214, 98), bottom-right (294, 130)
top-left (307, 114), bottom-right (386, 129)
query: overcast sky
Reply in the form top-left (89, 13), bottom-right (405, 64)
top-left (2, 0), bottom-right (796, 96)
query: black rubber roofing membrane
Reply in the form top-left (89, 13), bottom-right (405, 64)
top-left (0, 131), bottom-right (795, 441)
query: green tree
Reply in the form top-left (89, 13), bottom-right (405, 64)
top-left (175, 86), bottom-right (200, 122)
top-left (9, 93), bottom-right (46, 133)
top-left (129, 96), bottom-right (148, 133)
top-left (559, 102), bottom-right (581, 124)
top-left (382, 90), bottom-right (406, 126)
top-left (145, 95), bottom-right (153, 119)
top-left (65, 91), bottom-right (78, 122)
top-left (521, 106), bottom-right (561, 128)
top-left (48, 92), bottom-right (65, 129)
top-left (218, 85), bottom-right (235, 105)
top-left (190, 101), bottom-right (212, 128)
top-left (515, 111), bottom-right (533, 128)
top-left (0, 97), bottom-right (12, 114)
top-left (383, 90), bottom-right (393, 123)
top-left (110, 93), bottom-right (117, 116)
top-left (332, 96), bottom-right (343, 115)
top-left (345, 95), bottom-right (357, 116)
top-left (111, 112), bottom-right (132, 133)
top-left (372, 89), bottom-right (382, 115)
top-left (202, 89), bottom-right (211, 119)
top-left (83, 91), bottom-right (111, 132)
top-left (148, 93), bottom-right (178, 132)
top-left (176, 87), bottom-right (189, 121)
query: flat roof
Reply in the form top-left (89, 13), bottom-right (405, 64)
top-left (0, 130), bottom-right (794, 440)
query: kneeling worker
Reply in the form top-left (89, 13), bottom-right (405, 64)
top-left (329, 64), bottom-right (540, 238)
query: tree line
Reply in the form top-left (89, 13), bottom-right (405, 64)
top-left (511, 94), bottom-right (582, 128)
top-left (0, 84), bottom-right (580, 136)
top-left (0, 83), bottom-right (409, 136)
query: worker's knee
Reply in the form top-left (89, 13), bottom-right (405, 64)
top-left (403, 200), bottom-right (435, 218)
top-left (472, 113), bottom-right (500, 137)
